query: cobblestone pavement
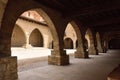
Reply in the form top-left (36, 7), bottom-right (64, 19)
top-left (13, 48), bottom-right (120, 80)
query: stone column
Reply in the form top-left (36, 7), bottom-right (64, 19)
top-left (48, 34), bottom-right (69, 65)
top-left (88, 37), bottom-right (98, 55)
top-left (0, 0), bottom-right (8, 28)
top-left (0, 57), bottom-right (18, 80)
top-left (73, 41), bottom-right (76, 49)
top-left (48, 49), bottom-right (69, 65)
top-left (0, 1), bottom-right (17, 80)
top-left (23, 32), bottom-right (32, 48)
top-left (96, 33), bottom-right (103, 53)
top-left (45, 9), bottom-right (70, 65)
top-left (0, 37), bottom-right (18, 80)
top-left (103, 40), bottom-right (108, 53)
top-left (88, 45), bottom-right (97, 55)
top-left (97, 41), bottom-right (103, 53)
top-left (75, 37), bottom-right (89, 58)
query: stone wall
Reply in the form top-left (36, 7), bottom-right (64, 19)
top-left (14, 18), bottom-right (53, 48)
top-left (0, 0), bottom-right (8, 28)
top-left (64, 23), bottom-right (77, 48)
top-left (12, 18), bottom-right (77, 49)
top-left (11, 24), bottom-right (26, 47)
top-left (0, 57), bottom-right (18, 80)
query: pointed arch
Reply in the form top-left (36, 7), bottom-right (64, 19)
top-left (84, 39), bottom-right (88, 51)
top-left (64, 22), bottom-right (77, 49)
top-left (85, 28), bottom-right (97, 55)
top-left (67, 21), bottom-right (89, 58)
top-left (85, 28), bottom-right (93, 48)
top-left (67, 21), bottom-right (83, 49)
top-left (29, 28), bottom-right (43, 47)
top-left (11, 24), bottom-right (26, 47)
top-left (64, 37), bottom-right (73, 49)
top-left (76, 40), bottom-right (78, 48)
top-left (0, 0), bottom-right (60, 53)
top-left (49, 40), bottom-right (54, 49)
top-left (96, 32), bottom-right (103, 53)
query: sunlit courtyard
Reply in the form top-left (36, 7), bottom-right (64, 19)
top-left (11, 47), bottom-right (76, 60)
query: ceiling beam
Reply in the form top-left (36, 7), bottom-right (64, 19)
top-left (87, 16), bottom-right (120, 26)
top-left (94, 24), bottom-right (120, 32)
top-left (63, 1), bottom-right (120, 18)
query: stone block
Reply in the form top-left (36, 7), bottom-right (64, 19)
top-left (0, 56), bottom-right (18, 80)
top-left (48, 55), bottom-right (69, 65)
top-left (75, 51), bottom-right (89, 58)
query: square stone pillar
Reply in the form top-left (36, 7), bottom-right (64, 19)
top-left (88, 47), bottom-right (98, 55)
top-left (75, 51), bottom-right (89, 58)
top-left (48, 50), bottom-right (69, 65)
top-left (0, 56), bottom-right (18, 80)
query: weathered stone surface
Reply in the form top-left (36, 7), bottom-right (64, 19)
top-left (0, 56), bottom-right (18, 80)
top-left (75, 51), bottom-right (89, 58)
top-left (48, 55), bottom-right (69, 65)
top-left (51, 50), bottom-right (67, 56)
top-left (88, 47), bottom-right (97, 55)
top-left (0, 0), bottom-right (8, 27)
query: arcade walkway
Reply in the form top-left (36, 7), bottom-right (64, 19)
top-left (17, 49), bottom-right (120, 80)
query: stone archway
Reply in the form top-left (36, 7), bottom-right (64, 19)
top-left (64, 23), bottom-right (77, 49)
top-left (96, 32), bottom-right (103, 53)
top-left (11, 24), bottom-right (26, 47)
top-left (85, 28), bottom-right (97, 55)
top-left (66, 21), bottom-right (88, 58)
top-left (84, 39), bottom-right (88, 51)
top-left (0, 1), bottom-right (69, 80)
top-left (1, 0), bottom-right (71, 65)
top-left (0, 0), bottom-right (61, 57)
top-left (29, 28), bottom-right (43, 47)
top-left (76, 40), bottom-right (78, 48)
top-left (64, 38), bottom-right (73, 49)
top-left (49, 41), bottom-right (54, 49)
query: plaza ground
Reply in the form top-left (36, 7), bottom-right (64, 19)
top-left (11, 48), bottom-right (120, 80)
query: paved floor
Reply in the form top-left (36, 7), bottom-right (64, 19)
top-left (11, 47), bottom-right (76, 60)
top-left (14, 49), bottom-right (120, 80)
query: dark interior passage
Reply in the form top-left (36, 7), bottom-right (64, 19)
top-left (109, 39), bottom-right (120, 49)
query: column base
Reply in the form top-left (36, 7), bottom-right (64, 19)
top-left (103, 48), bottom-right (107, 53)
top-left (98, 50), bottom-right (103, 53)
top-left (0, 56), bottom-right (18, 80)
top-left (88, 49), bottom-right (98, 55)
top-left (48, 55), bottom-right (69, 65)
top-left (22, 44), bottom-right (32, 48)
top-left (88, 51), bottom-right (98, 55)
top-left (75, 51), bottom-right (89, 58)
top-left (97, 47), bottom-right (103, 53)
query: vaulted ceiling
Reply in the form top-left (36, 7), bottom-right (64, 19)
top-left (34, 0), bottom-right (120, 39)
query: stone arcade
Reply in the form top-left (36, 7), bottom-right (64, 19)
top-left (0, 0), bottom-right (120, 80)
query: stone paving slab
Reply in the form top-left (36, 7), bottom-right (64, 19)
top-left (18, 50), bottom-right (120, 80)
